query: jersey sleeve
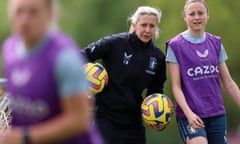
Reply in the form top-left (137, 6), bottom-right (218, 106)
top-left (147, 54), bottom-right (167, 95)
top-left (55, 48), bottom-right (89, 98)
top-left (218, 43), bottom-right (228, 64)
top-left (166, 46), bottom-right (178, 63)
top-left (82, 35), bottom-right (114, 62)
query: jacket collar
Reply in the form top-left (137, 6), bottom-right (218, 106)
top-left (129, 32), bottom-right (153, 49)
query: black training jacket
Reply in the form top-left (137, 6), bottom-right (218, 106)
top-left (83, 32), bottom-right (166, 127)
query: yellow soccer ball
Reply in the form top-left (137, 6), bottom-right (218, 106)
top-left (84, 62), bottom-right (108, 94)
top-left (141, 93), bottom-right (174, 131)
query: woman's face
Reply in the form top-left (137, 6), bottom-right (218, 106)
top-left (132, 14), bottom-right (158, 43)
top-left (9, 0), bottom-right (52, 42)
top-left (184, 2), bottom-right (209, 35)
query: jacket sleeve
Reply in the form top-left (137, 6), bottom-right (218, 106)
top-left (81, 35), bottom-right (113, 62)
top-left (146, 54), bottom-right (167, 95)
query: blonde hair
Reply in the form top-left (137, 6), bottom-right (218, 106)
top-left (128, 6), bottom-right (162, 38)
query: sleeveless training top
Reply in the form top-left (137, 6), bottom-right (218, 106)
top-left (166, 33), bottom-right (225, 118)
top-left (3, 32), bottom-right (103, 144)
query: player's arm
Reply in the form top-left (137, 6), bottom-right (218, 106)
top-left (0, 93), bottom-right (90, 144)
top-left (168, 62), bottom-right (191, 118)
top-left (168, 62), bottom-right (204, 130)
top-left (81, 35), bottom-right (113, 62)
top-left (0, 49), bottom-right (91, 144)
top-left (218, 44), bottom-right (240, 107)
top-left (30, 49), bottom-right (91, 143)
top-left (219, 62), bottom-right (240, 107)
top-left (166, 46), bottom-right (204, 130)
top-left (28, 91), bottom-right (91, 144)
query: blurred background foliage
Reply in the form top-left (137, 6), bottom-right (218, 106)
top-left (0, 0), bottom-right (240, 143)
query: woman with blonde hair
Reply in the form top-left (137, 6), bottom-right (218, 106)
top-left (82, 6), bottom-right (166, 144)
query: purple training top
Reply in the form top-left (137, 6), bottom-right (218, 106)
top-left (166, 33), bottom-right (225, 118)
top-left (2, 32), bottom-right (103, 144)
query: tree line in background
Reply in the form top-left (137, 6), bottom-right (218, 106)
top-left (0, 0), bottom-right (239, 143)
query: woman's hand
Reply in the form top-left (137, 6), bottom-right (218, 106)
top-left (186, 112), bottom-right (205, 130)
top-left (0, 128), bottom-right (24, 144)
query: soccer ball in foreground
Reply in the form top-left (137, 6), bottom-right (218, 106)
top-left (84, 62), bottom-right (108, 94)
top-left (141, 93), bottom-right (174, 131)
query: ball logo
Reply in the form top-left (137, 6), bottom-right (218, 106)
top-left (84, 63), bottom-right (108, 94)
top-left (142, 94), bottom-right (164, 117)
top-left (91, 66), bottom-right (108, 90)
top-left (141, 93), bottom-right (174, 131)
top-left (142, 96), bottom-right (153, 116)
top-left (144, 97), bottom-right (164, 118)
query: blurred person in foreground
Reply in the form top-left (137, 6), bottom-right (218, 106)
top-left (166, 0), bottom-right (240, 143)
top-left (0, 0), bottom-right (103, 143)
top-left (82, 6), bottom-right (166, 144)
